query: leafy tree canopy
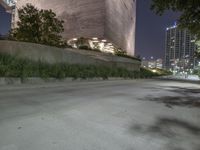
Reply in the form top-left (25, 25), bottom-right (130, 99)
top-left (195, 40), bottom-right (200, 58)
top-left (11, 4), bottom-right (66, 47)
top-left (151, 0), bottom-right (200, 40)
top-left (151, 0), bottom-right (200, 58)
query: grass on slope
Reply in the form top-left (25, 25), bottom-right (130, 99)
top-left (0, 53), bottom-right (158, 79)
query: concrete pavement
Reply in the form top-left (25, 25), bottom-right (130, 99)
top-left (0, 79), bottom-right (200, 150)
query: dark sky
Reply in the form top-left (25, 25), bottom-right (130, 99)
top-left (0, 0), bottom-right (179, 59)
top-left (136, 0), bottom-right (179, 59)
top-left (0, 5), bottom-right (11, 35)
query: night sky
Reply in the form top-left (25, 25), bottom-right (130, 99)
top-left (0, 0), bottom-right (179, 59)
top-left (136, 0), bottom-right (179, 59)
top-left (0, 5), bottom-right (11, 35)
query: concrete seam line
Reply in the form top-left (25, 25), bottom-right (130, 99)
top-left (0, 77), bottom-right (136, 85)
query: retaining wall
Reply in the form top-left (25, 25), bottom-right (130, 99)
top-left (0, 40), bottom-right (141, 71)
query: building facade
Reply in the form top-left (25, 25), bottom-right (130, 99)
top-left (13, 0), bottom-right (136, 56)
top-left (0, 0), bottom-right (15, 11)
top-left (165, 24), bottom-right (198, 72)
top-left (0, 0), bottom-right (16, 29)
top-left (142, 58), bottom-right (163, 69)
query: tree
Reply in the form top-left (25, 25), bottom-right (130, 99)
top-left (11, 4), bottom-right (66, 47)
top-left (195, 40), bottom-right (200, 58)
top-left (151, 0), bottom-right (200, 39)
top-left (151, 0), bottom-right (200, 57)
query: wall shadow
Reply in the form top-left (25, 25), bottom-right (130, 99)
top-left (167, 86), bottom-right (200, 94)
top-left (130, 117), bottom-right (200, 150)
top-left (140, 86), bottom-right (200, 108)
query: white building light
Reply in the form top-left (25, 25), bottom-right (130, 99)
top-left (92, 37), bottom-right (98, 40)
top-left (73, 38), bottom-right (77, 41)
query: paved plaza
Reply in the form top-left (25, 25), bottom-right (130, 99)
top-left (0, 79), bottom-right (200, 150)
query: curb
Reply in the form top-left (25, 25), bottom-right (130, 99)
top-left (0, 77), bottom-right (132, 85)
top-left (0, 78), bottom-right (21, 85)
top-left (155, 77), bottom-right (200, 84)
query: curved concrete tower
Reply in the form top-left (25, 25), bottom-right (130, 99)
top-left (15, 0), bottom-right (136, 56)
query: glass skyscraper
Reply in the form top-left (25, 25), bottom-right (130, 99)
top-left (165, 24), bottom-right (198, 73)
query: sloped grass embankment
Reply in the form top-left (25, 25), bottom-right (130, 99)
top-left (0, 54), bottom-right (158, 79)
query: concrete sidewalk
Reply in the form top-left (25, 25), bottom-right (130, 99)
top-left (156, 75), bottom-right (200, 84)
top-left (0, 79), bottom-right (200, 150)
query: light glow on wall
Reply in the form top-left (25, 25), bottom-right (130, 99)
top-left (67, 37), bottom-right (119, 54)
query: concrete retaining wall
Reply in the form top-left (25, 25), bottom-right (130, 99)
top-left (0, 77), bottom-right (132, 85)
top-left (0, 40), bottom-right (141, 71)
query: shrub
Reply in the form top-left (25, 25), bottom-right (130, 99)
top-left (10, 4), bottom-right (66, 48)
top-left (140, 68), bottom-right (159, 78)
top-left (78, 45), bottom-right (91, 50)
top-left (114, 48), bottom-right (141, 61)
top-left (0, 53), bottom-right (159, 79)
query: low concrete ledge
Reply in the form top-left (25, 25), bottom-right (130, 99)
top-left (155, 76), bottom-right (200, 84)
top-left (0, 77), bottom-right (133, 85)
top-left (0, 40), bottom-right (141, 71)
top-left (0, 78), bottom-right (21, 85)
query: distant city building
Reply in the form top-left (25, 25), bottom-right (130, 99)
top-left (156, 59), bottom-right (163, 69)
top-left (141, 59), bottom-right (148, 68)
top-left (0, 0), bottom-right (15, 11)
top-left (164, 23), bottom-right (198, 73)
top-left (142, 58), bottom-right (163, 69)
top-left (0, 0), bottom-right (16, 28)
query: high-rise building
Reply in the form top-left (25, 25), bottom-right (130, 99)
top-left (0, 0), bottom-right (15, 11)
top-left (12, 0), bottom-right (136, 56)
top-left (156, 59), bottom-right (163, 69)
top-left (0, 0), bottom-right (16, 29)
top-left (142, 58), bottom-right (163, 69)
top-left (165, 23), bottom-right (198, 72)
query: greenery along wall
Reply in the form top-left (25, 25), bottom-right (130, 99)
top-left (0, 53), bottom-right (159, 79)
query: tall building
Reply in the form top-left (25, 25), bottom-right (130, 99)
top-left (12, 0), bottom-right (136, 56)
top-left (0, 0), bottom-right (15, 11)
top-left (142, 58), bottom-right (163, 69)
top-left (165, 23), bottom-right (198, 72)
top-left (0, 0), bottom-right (16, 29)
